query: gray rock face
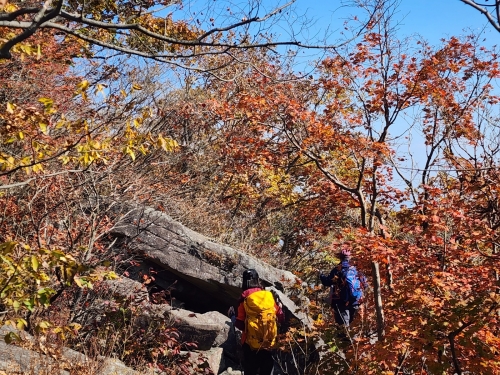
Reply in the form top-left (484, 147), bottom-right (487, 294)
top-left (110, 207), bottom-right (300, 313)
top-left (182, 347), bottom-right (225, 375)
top-left (104, 277), bottom-right (150, 305)
top-left (0, 325), bottom-right (145, 375)
top-left (99, 358), bottom-right (143, 375)
top-left (0, 339), bottom-right (69, 375)
top-left (137, 304), bottom-right (233, 351)
top-left (166, 308), bottom-right (231, 350)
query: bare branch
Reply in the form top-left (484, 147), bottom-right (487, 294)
top-left (197, 0), bottom-right (296, 41)
top-left (0, 170), bottom-right (83, 190)
top-left (0, 0), bottom-right (62, 59)
top-left (461, 0), bottom-right (500, 32)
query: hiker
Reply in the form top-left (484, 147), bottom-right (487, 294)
top-left (228, 269), bottom-right (284, 375)
top-left (317, 248), bottom-right (364, 331)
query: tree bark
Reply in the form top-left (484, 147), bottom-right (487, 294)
top-left (372, 261), bottom-right (385, 341)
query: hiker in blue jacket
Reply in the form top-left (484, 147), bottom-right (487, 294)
top-left (318, 248), bottom-right (362, 329)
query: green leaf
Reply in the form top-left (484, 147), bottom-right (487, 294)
top-left (4, 332), bottom-right (20, 344)
top-left (23, 298), bottom-right (35, 312)
top-left (0, 241), bottom-right (17, 254)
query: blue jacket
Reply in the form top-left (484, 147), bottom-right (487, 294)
top-left (320, 260), bottom-right (352, 306)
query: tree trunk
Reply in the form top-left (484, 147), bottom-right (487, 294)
top-left (372, 261), bottom-right (385, 341)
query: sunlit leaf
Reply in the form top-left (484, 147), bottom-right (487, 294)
top-left (6, 102), bottom-right (14, 114)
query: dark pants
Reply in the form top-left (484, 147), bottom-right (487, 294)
top-left (242, 343), bottom-right (274, 375)
top-left (333, 304), bottom-right (359, 327)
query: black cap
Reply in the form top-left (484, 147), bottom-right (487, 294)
top-left (242, 269), bottom-right (259, 290)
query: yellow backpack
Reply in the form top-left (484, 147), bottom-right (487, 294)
top-left (243, 290), bottom-right (278, 350)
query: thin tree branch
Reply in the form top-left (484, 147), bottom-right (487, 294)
top-left (0, 0), bottom-right (62, 59)
top-left (0, 170), bottom-right (83, 190)
top-left (461, 0), bottom-right (500, 32)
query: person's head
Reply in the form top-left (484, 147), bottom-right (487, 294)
top-left (336, 248), bottom-right (351, 261)
top-left (242, 269), bottom-right (260, 290)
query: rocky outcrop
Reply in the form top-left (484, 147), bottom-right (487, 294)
top-left (105, 206), bottom-right (320, 374)
top-left (0, 326), bottom-right (144, 375)
top-left (110, 207), bottom-right (302, 314)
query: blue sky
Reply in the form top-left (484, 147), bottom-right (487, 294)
top-left (297, 0), bottom-right (498, 44)
top-left (306, 0), bottom-right (494, 41)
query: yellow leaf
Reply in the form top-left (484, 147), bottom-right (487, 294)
top-left (69, 323), bottom-right (82, 331)
top-left (105, 271), bottom-right (119, 280)
top-left (38, 97), bottom-right (53, 106)
top-left (32, 163), bottom-right (44, 173)
top-left (39, 122), bottom-right (48, 134)
top-left (31, 255), bottom-right (39, 272)
top-left (38, 321), bottom-right (51, 329)
top-left (95, 83), bottom-right (106, 96)
top-left (6, 102), bottom-right (14, 114)
top-left (0, 241), bottom-right (17, 253)
top-left (126, 147), bottom-right (136, 161)
top-left (18, 132), bottom-right (24, 140)
top-left (132, 83), bottom-right (143, 90)
top-left (4, 4), bottom-right (19, 12)
top-left (60, 155), bottom-right (70, 165)
top-left (56, 118), bottom-right (66, 129)
top-left (36, 44), bottom-right (41, 60)
top-left (16, 318), bottom-right (27, 330)
top-left (20, 44), bottom-right (32, 55)
top-left (77, 80), bottom-right (90, 91)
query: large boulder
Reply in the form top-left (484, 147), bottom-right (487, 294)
top-left (166, 308), bottom-right (231, 350)
top-left (139, 304), bottom-right (234, 351)
top-left (110, 207), bottom-right (301, 314)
